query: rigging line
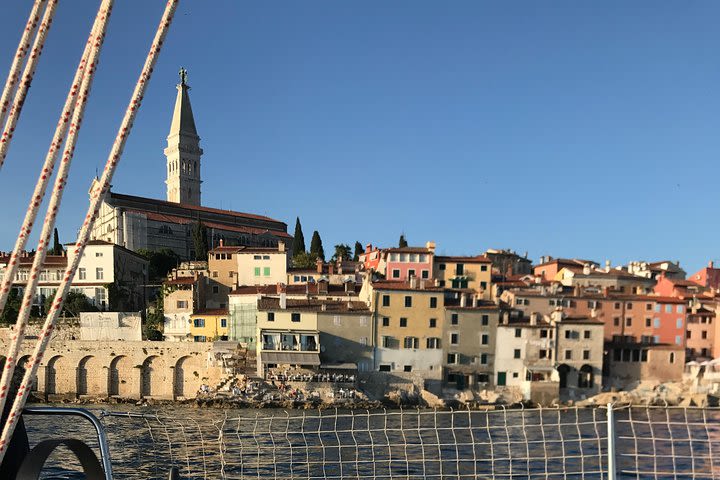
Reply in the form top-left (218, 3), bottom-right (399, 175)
top-left (0, 0), bottom-right (47, 135)
top-left (0, 4), bottom-right (100, 323)
top-left (0, 0), bottom-right (58, 172)
top-left (0, 0), bottom-right (113, 432)
top-left (0, 0), bottom-right (180, 464)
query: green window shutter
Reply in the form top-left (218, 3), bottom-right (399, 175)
top-left (254, 267), bottom-right (261, 276)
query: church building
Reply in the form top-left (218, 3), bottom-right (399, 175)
top-left (90, 69), bottom-right (291, 260)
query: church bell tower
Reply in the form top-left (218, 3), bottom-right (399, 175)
top-left (165, 67), bottom-right (203, 206)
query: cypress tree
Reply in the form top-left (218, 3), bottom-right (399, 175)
top-left (399, 234), bottom-right (408, 248)
top-left (51, 228), bottom-right (63, 255)
top-left (353, 241), bottom-right (363, 261)
top-left (310, 230), bottom-right (325, 261)
top-left (292, 217), bottom-right (306, 257)
top-left (192, 222), bottom-right (209, 260)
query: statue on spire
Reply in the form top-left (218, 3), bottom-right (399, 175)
top-left (179, 67), bottom-right (188, 86)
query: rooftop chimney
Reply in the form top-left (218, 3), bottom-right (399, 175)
top-left (328, 263), bottom-right (335, 275)
top-left (279, 292), bottom-right (287, 309)
top-left (583, 264), bottom-right (591, 275)
top-left (605, 260), bottom-right (611, 272)
top-left (316, 258), bottom-right (324, 274)
top-left (278, 241), bottom-right (285, 253)
top-left (219, 239), bottom-right (224, 247)
top-left (460, 293), bottom-right (467, 308)
top-left (710, 261), bottom-right (714, 269)
top-left (530, 312), bottom-right (539, 326)
top-left (366, 243), bottom-right (372, 254)
top-left (276, 282), bottom-right (285, 294)
top-left (425, 241), bottom-right (436, 253)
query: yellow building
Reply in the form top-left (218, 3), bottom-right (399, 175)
top-left (189, 309), bottom-right (229, 342)
top-left (433, 255), bottom-right (492, 299)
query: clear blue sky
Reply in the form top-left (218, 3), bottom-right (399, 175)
top-left (0, 1), bottom-right (718, 274)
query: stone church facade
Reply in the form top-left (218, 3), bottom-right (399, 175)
top-left (90, 70), bottom-right (291, 260)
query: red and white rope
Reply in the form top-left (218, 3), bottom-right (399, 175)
top-left (0, 0), bottom-right (113, 429)
top-left (0, 0), bottom-right (46, 138)
top-left (0, 0), bottom-right (58, 172)
top-left (0, 0), bottom-right (180, 462)
top-left (0, 7), bottom-right (100, 326)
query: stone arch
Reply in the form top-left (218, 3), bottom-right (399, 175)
top-left (77, 355), bottom-right (104, 397)
top-left (141, 356), bottom-right (166, 398)
top-left (109, 355), bottom-right (133, 398)
top-left (557, 364), bottom-right (571, 389)
top-left (578, 364), bottom-right (594, 389)
top-left (174, 355), bottom-right (201, 399)
top-left (17, 355), bottom-right (36, 391)
top-left (46, 355), bottom-right (73, 395)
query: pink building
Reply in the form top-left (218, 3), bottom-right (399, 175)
top-left (654, 273), bottom-right (705, 298)
top-left (689, 261), bottom-right (720, 291)
top-left (650, 296), bottom-right (688, 347)
top-left (384, 242), bottom-right (435, 282)
top-left (358, 244), bottom-right (384, 273)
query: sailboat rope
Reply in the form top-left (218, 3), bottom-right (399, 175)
top-left (0, 0), bottom-right (180, 463)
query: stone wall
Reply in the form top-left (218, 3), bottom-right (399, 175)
top-left (0, 338), bottom-right (223, 401)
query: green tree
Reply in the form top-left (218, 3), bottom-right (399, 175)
top-left (291, 251), bottom-right (319, 269)
top-left (292, 217), bottom-right (306, 257)
top-left (144, 289), bottom-right (164, 341)
top-left (353, 241), bottom-right (363, 261)
top-left (137, 248), bottom-right (180, 281)
top-left (332, 244), bottom-right (352, 262)
top-left (0, 289), bottom-right (21, 325)
top-left (192, 222), bottom-right (209, 260)
top-left (51, 228), bottom-right (64, 256)
top-left (310, 230), bottom-right (325, 261)
top-left (44, 291), bottom-right (99, 317)
top-left (399, 234), bottom-right (408, 248)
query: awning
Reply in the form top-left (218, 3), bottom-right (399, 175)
top-left (320, 363), bottom-right (357, 370)
top-left (261, 352), bottom-right (321, 365)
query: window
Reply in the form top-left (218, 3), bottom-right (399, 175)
top-left (676, 318), bottom-right (683, 329)
top-left (482, 315), bottom-right (489, 326)
top-left (665, 305), bottom-right (672, 313)
top-left (177, 300), bottom-right (187, 309)
top-left (439, 281), bottom-right (445, 287)
top-left (447, 353), bottom-right (457, 364)
top-left (583, 350), bottom-right (590, 360)
top-left (95, 252), bottom-right (103, 257)
top-left (429, 318), bottom-right (437, 328)
top-left (421, 270), bottom-right (429, 279)
top-left (193, 318), bottom-right (205, 327)
top-left (382, 295), bottom-right (390, 307)
top-left (381, 336), bottom-right (395, 348)
top-left (584, 330), bottom-right (591, 339)
top-left (702, 330), bottom-right (708, 339)
top-left (403, 365), bottom-right (412, 372)
top-left (212, 271), bottom-right (218, 278)
top-left (626, 302), bottom-right (633, 310)
top-left (451, 313), bottom-right (459, 325)
top-left (564, 330), bottom-right (572, 339)
top-left (253, 255), bottom-right (261, 260)
top-left (263, 255), bottom-right (270, 260)
top-left (439, 264), bottom-right (446, 271)
top-left (360, 337), bottom-right (368, 346)
top-left (254, 267), bottom-right (260, 276)
top-left (481, 265), bottom-right (488, 272)
top-left (382, 317), bottom-right (389, 327)
top-left (408, 269), bottom-right (416, 278)
top-left (481, 334), bottom-right (489, 345)
top-left (625, 318), bottom-right (632, 327)
top-left (212, 286), bottom-right (220, 294)
top-left (78, 268), bottom-right (86, 280)
top-left (221, 318), bottom-right (227, 328)
top-left (400, 318), bottom-right (408, 327)
top-left (379, 365), bottom-right (391, 372)
top-left (95, 267), bottom-right (104, 280)
top-left (654, 318), bottom-right (660, 328)
top-left (456, 264), bottom-right (464, 275)
top-left (614, 302), bottom-right (621, 310)
top-left (645, 318), bottom-right (651, 327)
top-left (677, 305), bottom-right (684, 313)
top-left (675, 335), bottom-right (682, 345)
top-left (480, 281), bottom-right (488, 290)
top-left (430, 297), bottom-right (437, 308)
top-left (193, 336), bottom-right (206, 342)
top-left (263, 267), bottom-right (270, 276)
top-left (515, 328), bottom-right (522, 338)
top-left (403, 337), bottom-right (419, 349)
top-left (392, 269), bottom-right (400, 279)
top-left (513, 372), bottom-right (519, 378)
top-left (645, 303), bottom-right (652, 311)
top-left (565, 350), bottom-right (572, 360)
top-left (480, 353), bottom-right (488, 364)
top-left (268, 312), bottom-right (275, 322)
top-left (539, 349), bottom-right (548, 359)
top-left (404, 296), bottom-right (412, 307)
top-left (426, 337), bottom-right (441, 349)
top-left (291, 313), bottom-right (301, 322)
top-left (513, 349), bottom-right (521, 359)
top-left (654, 304), bottom-right (661, 312)
top-left (451, 333), bottom-right (459, 345)
top-left (669, 352), bottom-right (675, 363)
top-left (687, 330), bottom-right (692, 339)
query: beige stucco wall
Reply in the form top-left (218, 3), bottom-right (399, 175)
top-left (236, 252), bottom-right (287, 286)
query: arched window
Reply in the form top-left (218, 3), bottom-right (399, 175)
top-left (557, 364), bottom-right (571, 389)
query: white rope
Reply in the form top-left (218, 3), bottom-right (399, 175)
top-left (0, 0), bottom-right (179, 461)
top-left (0, 0), bottom-right (46, 137)
top-left (0, 0), bottom-right (110, 421)
top-left (0, 0), bottom-right (58, 172)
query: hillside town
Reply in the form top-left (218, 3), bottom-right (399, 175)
top-left (1, 73), bottom-right (719, 408)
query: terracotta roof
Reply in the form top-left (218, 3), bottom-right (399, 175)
top-left (192, 309), bottom-right (228, 316)
top-left (165, 277), bottom-right (196, 285)
top-left (435, 255), bottom-right (491, 263)
top-left (385, 247), bottom-right (434, 254)
top-left (208, 245), bottom-right (283, 254)
top-left (138, 211), bottom-right (292, 238)
top-left (258, 297), bottom-right (369, 313)
top-left (371, 280), bottom-right (443, 292)
top-left (229, 283), bottom-right (360, 296)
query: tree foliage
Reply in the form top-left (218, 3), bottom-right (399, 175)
top-left (353, 241), bottom-right (363, 261)
top-left (51, 228), bottom-right (64, 256)
top-left (292, 217), bottom-right (306, 257)
top-left (398, 234), bottom-right (408, 248)
top-left (0, 289), bottom-right (21, 325)
top-left (310, 231), bottom-right (325, 261)
top-left (191, 222), bottom-right (209, 261)
top-left (43, 291), bottom-right (99, 318)
top-left (332, 244), bottom-right (352, 262)
top-left (144, 289), bottom-right (164, 341)
top-left (292, 251), bottom-right (319, 269)
top-left (137, 248), bottom-right (180, 281)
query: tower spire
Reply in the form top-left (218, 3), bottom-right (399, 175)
top-left (165, 67), bottom-right (203, 206)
